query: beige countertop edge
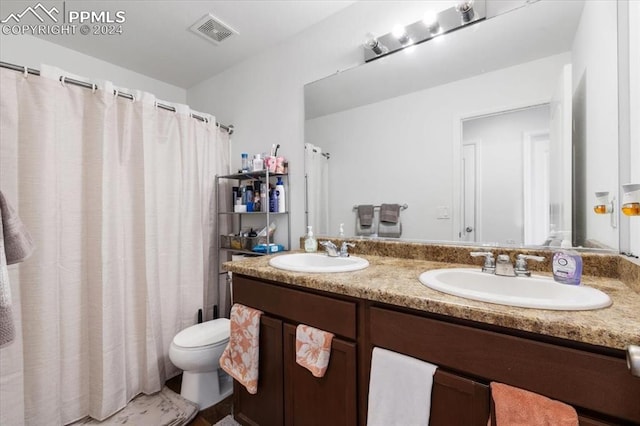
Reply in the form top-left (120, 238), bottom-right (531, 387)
top-left (224, 254), bottom-right (640, 351)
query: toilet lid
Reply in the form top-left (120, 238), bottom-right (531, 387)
top-left (173, 318), bottom-right (230, 348)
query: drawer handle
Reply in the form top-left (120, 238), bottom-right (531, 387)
top-left (627, 345), bottom-right (640, 377)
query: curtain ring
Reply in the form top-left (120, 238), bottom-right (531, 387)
top-left (23, 66), bottom-right (29, 79)
top-left (113, 89), bottom-right (119, 98)
top-left (92, 83), bottom-right (97, 94)
top-left (60, 76), bottom-right (66, 87)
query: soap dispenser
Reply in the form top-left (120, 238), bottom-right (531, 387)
top-left (552, 240), bottom-right (583, 285)
top-left (304, 226), bottom-right (317, 253)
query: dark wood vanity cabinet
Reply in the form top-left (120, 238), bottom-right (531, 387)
top-left (430, 370), bottom-right (490, 425)
top-left (232, 275), bottom-right (358, 426)
top-left (230, 274), bottom-right (640, 426)
top-left (369, 306), bottom-right (640, 425)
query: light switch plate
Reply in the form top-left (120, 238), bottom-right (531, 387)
top-left (437, 206), bottom-right (450, 219)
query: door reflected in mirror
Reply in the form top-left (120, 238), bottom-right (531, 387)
top-left (460, 104), bottom-right (554, 247)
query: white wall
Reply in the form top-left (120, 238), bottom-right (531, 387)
top-left (571, 0), bottom-right (619, 249)
top-left (187, 1), bottom-right (457, 245)
top-left (0, 35), bottom-right (186, 103)
top-left (306, 54), bottom-right (567, 242)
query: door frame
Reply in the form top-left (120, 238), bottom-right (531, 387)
top-left (522, 130), bottom-right (551, 245)
top-left (461, 140), bottom-right (482, 242)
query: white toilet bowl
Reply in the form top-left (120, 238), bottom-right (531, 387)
top-left (169, 318), bottom-right (232, 409)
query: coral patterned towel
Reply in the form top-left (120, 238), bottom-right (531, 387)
top-left (489, 382), bottom-right (578, 426)
top-left (295, 324), bottom-right (334, 378)
top-left (219, 304), bottom-right (263, 394)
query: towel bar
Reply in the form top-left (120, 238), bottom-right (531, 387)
top-left (353, 204), bottom-right (408, 210)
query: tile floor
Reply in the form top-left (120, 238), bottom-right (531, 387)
top-left (165, 375), bottom-right (233, 426)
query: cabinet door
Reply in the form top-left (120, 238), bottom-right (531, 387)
top-left (234, 315), bottom-right (284, 426)
top-left (283, 323), bottom-right (357, 426)
top-left (429, 370), bottom-right (490, 426)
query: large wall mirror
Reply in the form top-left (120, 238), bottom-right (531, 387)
top-left (304, 0), bottom-right (622, 251)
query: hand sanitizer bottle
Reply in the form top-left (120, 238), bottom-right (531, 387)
top-left (304, 226), bottom-right (317, 253)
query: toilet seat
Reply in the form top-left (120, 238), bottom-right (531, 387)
top-left (172, 318), bottom-right (230, 349)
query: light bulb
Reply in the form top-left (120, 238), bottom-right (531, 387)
top-left (392, 25), bottom-right (410, 44)
top-left (363, 32), bottom-right (386, 55)
top-left (423, 11), bottom-right (441, 35)
top-left (423, 11), bottom-right (437, 27)
top-left (456, 0), bottom-right (475, 23)
top-left (392, 25), bottom-right (406, 38)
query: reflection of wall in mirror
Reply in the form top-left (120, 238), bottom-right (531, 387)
top-left (571, 0), bottom-right (619, 250)
top-left (305, 53), bottom-right (568, 242)
top-left (629, 0), bottom-right (640, 255)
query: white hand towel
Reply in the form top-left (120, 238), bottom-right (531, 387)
top-left (367, 347), bottom-right (438, 426)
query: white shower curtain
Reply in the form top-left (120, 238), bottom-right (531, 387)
top-left (0, 66), bottom-right (230, 425)
top-left (304, 143), bottom-right (330, 235)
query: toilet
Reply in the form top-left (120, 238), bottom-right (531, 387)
top-left (169, 318), bottom-right (233, 409)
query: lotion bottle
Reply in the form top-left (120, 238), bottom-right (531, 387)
top-left (552, 240), bottom-right (583, 285)
top-left (304, 226), bottom-right (317, 253)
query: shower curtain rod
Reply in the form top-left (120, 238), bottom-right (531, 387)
top-left (0, 61), bottom-right (234, 135)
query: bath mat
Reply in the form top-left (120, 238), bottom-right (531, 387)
top-left (214, 415), bottom-right (241, 426)
top-left (71, 386), bottom-right (198, 426)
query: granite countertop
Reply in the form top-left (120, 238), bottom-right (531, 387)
top-left (224, 253), bottom-right (640, 351)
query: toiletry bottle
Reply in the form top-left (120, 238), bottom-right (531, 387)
top-left (552, 240), bottom-right (583, 285)
top-left (260, 183), bottom-right (268, 212)
top-left (269, 188), bottom-right (278, 213)
top-left (339, 223), bottom-right (345, 237)
top-left (305, 226), bottom-right (317, 253)
top-left (232, 186), bottom-right (239, 207)
top-left (276, 177), bottom-right (286, 213)
top-left (241, 153), bottom-right (249, 173)
top-left (253, 154), bottom-right (264, 172)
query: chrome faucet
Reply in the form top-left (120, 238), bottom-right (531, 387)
top-left (514, 254), bottom-right (545, 277)
top-left (320, 241), bottom-right (339, 257)
top-left (340, 242), bottom-right (355, 257)
top-left (470, 252), bottom-right (495, 274)
top-left (495, 254), bottom-right (516, 276)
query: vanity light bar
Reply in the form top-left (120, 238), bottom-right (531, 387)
top-left (363, 0), bottom-right (487, 62)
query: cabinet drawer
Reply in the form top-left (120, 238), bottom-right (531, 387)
top-left (369, 306), bottom-right (640, 423)
top-left (233, 275), bottom-right (357, 339)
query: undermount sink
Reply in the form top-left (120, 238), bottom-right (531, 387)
top-left (419, 268), bottom-right (612, 311)
top-left (269, 253), bottom-right (369, 273)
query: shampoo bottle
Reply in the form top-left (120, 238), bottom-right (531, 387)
top-left (304, 226), bottom-right (317, 253)
top-left (276, 177), bottom-right (286, 212)
top-left (552, 240), bottom-right (583, 285)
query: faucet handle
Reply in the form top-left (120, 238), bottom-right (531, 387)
top-left (320, 240), bottom-right (339, 257)
top-left (515, 254), bottom-right (545, 276)
top-left (517, 254), bottom-right (545, 262)
top-left (340, 242), bottom-right (355, 257)
top-left (470, 251), bottom-right (495, 273)
top-left (470, 251), bottom-right (494, 259)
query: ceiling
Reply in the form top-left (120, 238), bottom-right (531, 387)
top-left (0, 1), bottom-right (356, 88)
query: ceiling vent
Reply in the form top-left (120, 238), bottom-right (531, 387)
top-left (189, 14), bottom-right (238, 45)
